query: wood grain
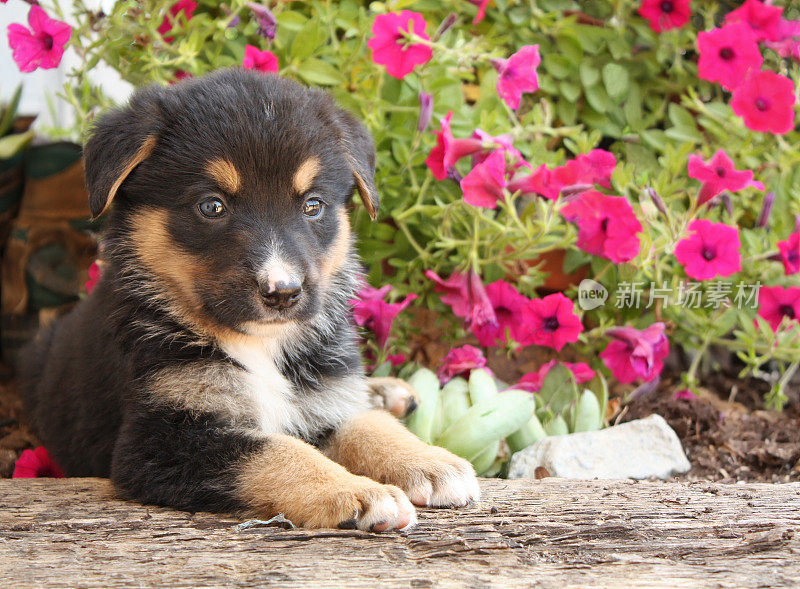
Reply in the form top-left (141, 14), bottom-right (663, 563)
top-left (1, 478), bottom-right (799, 588)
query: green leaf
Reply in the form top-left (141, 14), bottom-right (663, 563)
top-left (602, 63), bottom-right (629, 103)
top-left (0, 84), bottom-right (23, 137)
top-left (371, 361), bottom-right (392, 378)
top-left (0, 130), bottom-right (34, 159)
top-left (668, 103), bottom-right (697, 130)
top-left (544, 414), bottom-right (569, 436)
top-left (579, 62), bottom-right (600, 88)
top-left (556, 33), bottom-right (583, 64)
top-left (276, 11), bottom-right (308, 32)
top-left (584, 84), bottom-right (613, 114)
top-left (296, 59), bottom-right (345, 86)
top-left (559, 81), bottom-right (581, 103)
top-left (625, 143), bottom-right (659, 175)
top-left (557, 99), bottom-right (577, 125)
top-left (290, 19), bottom-right (326, 61)
top-left (543, 54), bottom-right (575, 80)
top-left (537, 364), bottom-right (578, 413)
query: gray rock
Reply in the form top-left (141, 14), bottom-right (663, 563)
top-left (507, 414), bottom-right (690, 480)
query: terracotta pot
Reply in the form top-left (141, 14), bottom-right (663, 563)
top-left (508, 248), bottom-right (589, 293)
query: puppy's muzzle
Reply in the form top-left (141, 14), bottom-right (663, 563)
top-left (259, 280), bottom-right (302, 310)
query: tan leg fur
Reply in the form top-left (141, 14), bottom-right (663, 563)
top-left (236, 433), bottom-right (415, 531)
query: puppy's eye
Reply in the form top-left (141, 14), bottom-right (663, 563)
top-left (198, 197), bottom-right (226, 219)
top-left (302, 198), bottom-right (324, 218)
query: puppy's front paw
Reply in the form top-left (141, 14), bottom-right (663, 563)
top-left (307, 477), bottom-right (417, 532)
top-left (390, 446), bottom-right (481, 508)
top-left (367, 377), bottom-right (419, 418)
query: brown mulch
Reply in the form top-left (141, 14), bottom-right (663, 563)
top-left (622, 388), bottom-right (800, 483)
top-left (0, 378), bottom-right (38, 478)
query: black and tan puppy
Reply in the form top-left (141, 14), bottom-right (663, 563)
top-left (19, 69), bottom-right (478, 531)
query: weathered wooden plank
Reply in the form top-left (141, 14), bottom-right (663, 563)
top-left (1, 478), bottom-right (799, 588)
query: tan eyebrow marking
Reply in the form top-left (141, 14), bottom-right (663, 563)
top-left (293, 157), bottom-right (321, 194)
top-left (205, 158), bottom-right (242, 193)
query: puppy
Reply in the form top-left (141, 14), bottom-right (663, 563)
top-left (19, 69), bottom-right (478, 531)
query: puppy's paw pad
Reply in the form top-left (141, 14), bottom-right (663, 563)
top-left (337, 518), bottom-right (358, 530)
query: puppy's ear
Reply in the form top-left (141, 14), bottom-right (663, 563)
top-left (334, 110), bottom-right (379, 221)
top-left (84, 87), bottom-right (164, 218)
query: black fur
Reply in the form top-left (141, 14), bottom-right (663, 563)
top-left (20, 70), bottom-right (376, 511)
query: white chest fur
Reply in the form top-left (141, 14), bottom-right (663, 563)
top-left (220, 333), bottom-right (370, 439)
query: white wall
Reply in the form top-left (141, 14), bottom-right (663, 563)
top-left (1, 0), bottom-right (132, 135)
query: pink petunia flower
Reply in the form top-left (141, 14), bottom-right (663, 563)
top-left (687, 149), bottom-right (764, 205)
top-left (172, 70), bottom-right (192, 83)
top-left (674, 219), bottom-right (741, 280)
top-left (471, 129), bottom-right (526, 169)
top-left (13, 447), bottom-right (65, 478)
top-left (520, 293), bottom-right (583, 351)
top-left (242, 45), bottom-right (279, 73)
top-left (697, 22), bottom-right (763, 91)
top-left (507, 164), bottom-right (557, 199)
top-left (561, 190), bottom-right (642, 263)
top-left (492, 45), bottom-right (541, 110)
top-left (757, 285), bottom-right (800, 332)
top-left (673, 388), bottom-right (697, 401)
top-left (158, 0), bottom-right (197, 40)
top-left (425, 112), bottom-right (485, 181)
top-left (357, 283), bottom-right (393, 301)
top-left (352, 286), bottom-right (417, 349)
top-left (466, 0), bottom-right (492, 24)
top-left (460, 150), bottom-right (507, 209)
top-left (368, 11), bottom-right (433, 79)
top-left (725, 0), bottom-right (783, 42)
top-left (516, 360), bottom-right (595, 393)
top-left (437, 345), bottom-right (488, 384)
top-left (387, 354), bottom-right (406, 366)
top-left (571, 149), bottom-right (617, 188)
top-left (426, 269), bottom-right (497, 333)
top-left (471, 280), bottom-right (531, 347)
top-left (730, 71), bottom-right (797, 135)
top-left (778, 233), bottom-right (800, 275)
top-left (510, 150), bottom-right (616, 201)
top-left (600, 323), bottom-right (669, 384)
top-left (766, 18), bottom-right (800, 61)
top-left (7, 6), bottom-right (72, 73)
top-left (85, 261), bottom-right (101, 294)
top-left (638, 0), bottom-right (691, 33)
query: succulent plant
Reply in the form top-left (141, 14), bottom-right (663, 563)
top-left (404, 364), bottom-right (608, 476)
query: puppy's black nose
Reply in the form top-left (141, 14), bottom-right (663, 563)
top-left (260, 281), bottom-right (302, 310)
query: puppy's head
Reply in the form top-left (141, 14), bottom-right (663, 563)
top-left (84, 69), bottom-right (377, 336)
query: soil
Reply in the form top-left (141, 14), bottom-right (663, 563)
top-left (2, 318), bottom-right (798, 483)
